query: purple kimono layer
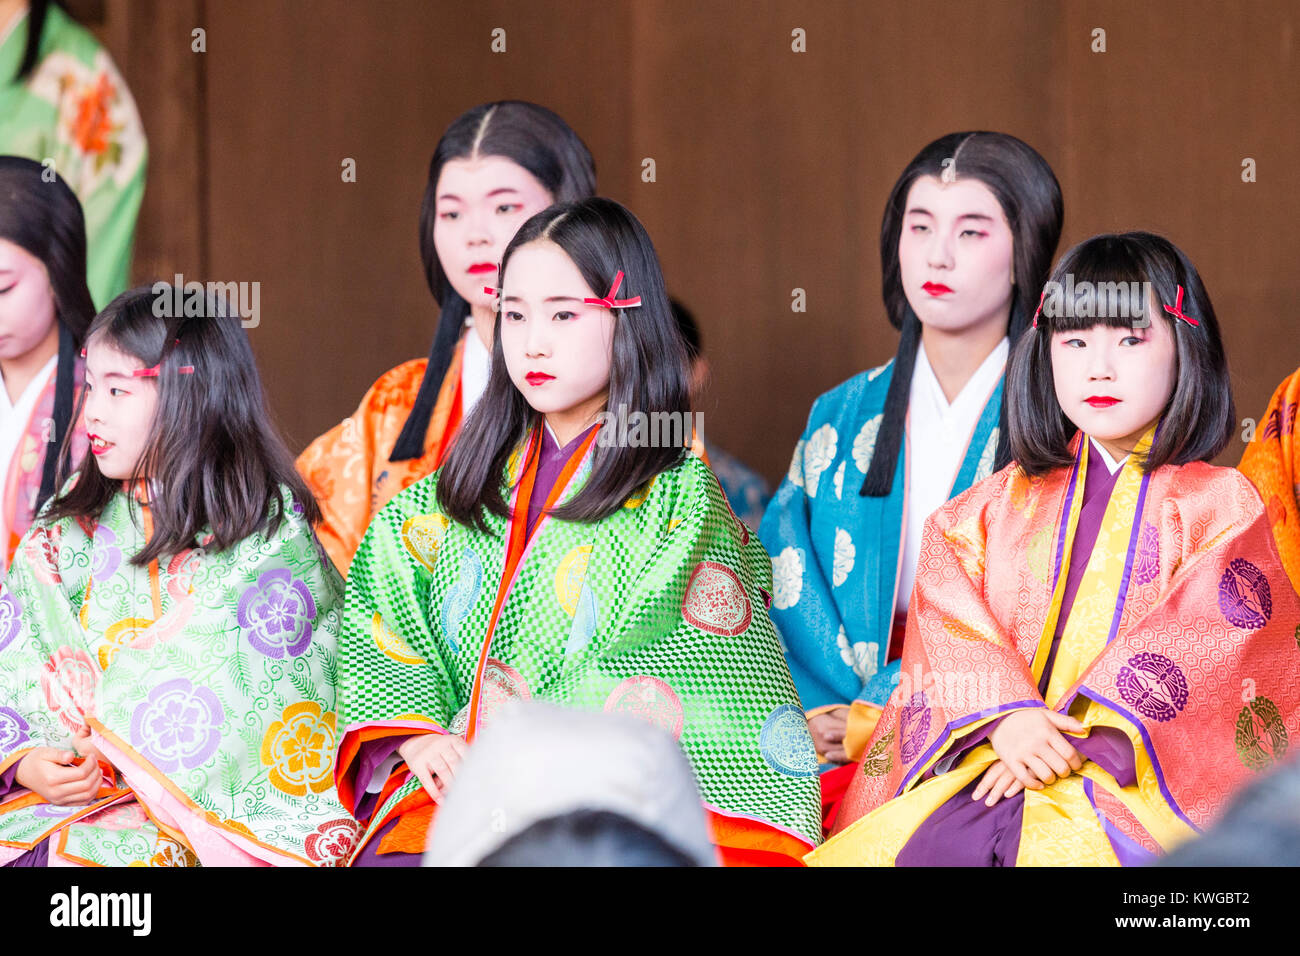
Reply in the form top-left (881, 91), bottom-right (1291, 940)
top-left (898, 442), bottom-right (1138, 866)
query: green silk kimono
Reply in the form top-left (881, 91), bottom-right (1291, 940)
top-left (0, 5), bottom-right (147, 307)
top-left (0, 485), bottom-right (356, 866)
top-left (337, 433), bottom-right (823, 863)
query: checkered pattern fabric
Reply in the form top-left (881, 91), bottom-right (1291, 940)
top-left (339, 450), bottom-right (822, 846)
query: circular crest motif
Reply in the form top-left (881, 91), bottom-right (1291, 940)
top-left (759, 703), bottom-right (819, 778)
top-left (604, 676), bottom-right (685, 740)
top-left (1116, 652), bottom-right (1189, 723)
top-left (860, 728), bottom-right (895, 778)
top-left (371, 613), bottom-right (424, 665)
top-left (682, 561), bottom-right (752, 637)
top-left (1235, 695), bottom-right (1289, 772)
top-left (1133, 522), bottom-right (1160, 586)
top-left (401, 513), bottom-right (450, 572)
top-left (898, 692), bottom-right (931, 763)
top-left (305, 818), bottom-right (362, 866)
top-left (1217, 558), bottom-right (1272, 631)
top-left (455, 659), bottom-right (530, 734)
top-left (555, 546), bottom-right (594, 616)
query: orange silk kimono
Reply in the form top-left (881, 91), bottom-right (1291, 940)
top-left (1240, 367), bottom-right (1300, 592)
top-left (811, 430), bottom-right (1300, 865)
top-left (297, 336), bottom-right (466, 575)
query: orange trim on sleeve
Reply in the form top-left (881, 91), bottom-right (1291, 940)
top-left (707, 810), bottom-right (813, 866)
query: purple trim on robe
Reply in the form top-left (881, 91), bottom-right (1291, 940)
top-left (525, 424), bottom-right (597, 542)
top-left (1105, 468), bottom-right (1154, 647)
top-left (1068, 686), bottom-right (1200, 833)
top-left (898, 445), bottom-right (1145, 862)
top-left (350, 738), bottom-right (404, 821)
top-left (1083, 778), bottom-right (1157, 866)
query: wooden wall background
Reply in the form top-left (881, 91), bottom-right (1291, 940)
top-left (74, 0), bottom-right (1300, 482)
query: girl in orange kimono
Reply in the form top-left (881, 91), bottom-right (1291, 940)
top-left (811, 232), bottom-right (1300, 866)
top-left (1239, 368), bottom-right (1300, 592)
top-left (297, 102), bottom-right (596, 573)
top-left (0, 156), bottom-right (91, 569)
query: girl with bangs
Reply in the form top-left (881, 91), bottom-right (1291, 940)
top-left (812, 233), bottom-right (1300, 866)
top-left (0, 286), bottom-right (352, 867)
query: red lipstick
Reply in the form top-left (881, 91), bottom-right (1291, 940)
top-left (922, 282), bottom-right (954, 296)
top-left (468, 262), bottom-right (497, 275)
top-left (525, 372), bottom-right (554, 386)
top-left (1084, 396), bottom-right (1120, 408)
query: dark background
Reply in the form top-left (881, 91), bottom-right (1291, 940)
top-left (78, 0), bottom-right (1300, 482)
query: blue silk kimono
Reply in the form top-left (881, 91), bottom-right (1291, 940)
top-left (758, 358), bottom-right (1004, 717)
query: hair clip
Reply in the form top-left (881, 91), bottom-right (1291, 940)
top-left (1162, 285), bottom-right (1200, 327)
top-left (483, 286), bottom-right (499, 297)
top-left (131, 364), bottom-right (194, 378)
top-left (583, 271), bottom-right (641, 310)
top-left (1031, 290), bottom-right (1046, 329)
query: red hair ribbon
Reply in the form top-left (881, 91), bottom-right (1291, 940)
top-left (1032, 290), bottom-right (1046, 329)
top-left (1162, 285), bottom-right (1200, 327)
top-left (132, 364), bottom-right (194, 378)
top-left (132, 341), bottom-right (193, 377)
top-left (583, 271), bottom-right (641, 310)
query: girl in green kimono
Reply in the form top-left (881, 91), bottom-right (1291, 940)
top-left (0, 286), bottom-right (351, 866)
top-left (337, 197), bottom-right (822, 866)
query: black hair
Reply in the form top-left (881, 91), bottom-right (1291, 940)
top-left (11, 0), bottom-right (51, 83)
top-left (436, 197), bottom-right (691, 531)
top-left (0, 154), bottom-right (95, 510)
top-left (478, 808), bottom-right (701, 867)
top-left (1007, 232), bottom-right (1235, 475)
top-left (44, 285), bottom-right (320, 565)
top-left (390, 101), bottom-right (597, 461)
top-left (861, 131), bottom-right (1063, 496)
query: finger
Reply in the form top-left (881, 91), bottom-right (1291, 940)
top-left (1048, 733), bottom-right (1084, 770)
top-left (1040, 747), bottom-right (1072, 779)
top-left (983, 770), bottom-right (1009, 806)
top-left (823, 728), bottom-right (845, 744)
top-left (429, 754), bottom-right (455, 785)
top-left (1005, 778), bottom-right (1024, 798)
top-left (409, 762), bottom-right (442, 803)
top-left (1007, 759), bottom-right (1041, 790)
top-left (824, 747), bottom-right (848, 764)
top-left (1026, 755), bottom-right (1056, 786)
top-left (980, 769), bottom-right (1006, 805)
top-left (45, 762), bottom-right (93, 786)
top-left (1046, 710), bottom-right (1087, 733)
top-left (990, 768), bottom-right (1020, 806)
top-left (448, 736), bottom-right (470, 758)
top-left (973, 762), bottom-right (1002, 800)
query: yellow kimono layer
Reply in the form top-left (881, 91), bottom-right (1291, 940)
top-left (810, 426), bottom-right (1300, 866)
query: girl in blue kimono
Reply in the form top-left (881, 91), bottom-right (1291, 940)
top-left (758, 132), bottom-right (1064, 826)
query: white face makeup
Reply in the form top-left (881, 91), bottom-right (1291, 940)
top-left (0, 238), bottom-right (59, 364)
top-left (1050, 294), bottom-right (1179, 460)
top-left (498, 239), bottom-right (616, 445)
top-left (431, 156), bottom-right (555, 311)
top-left (898, 175), bottom-right (1016, 335)
top-left (81, 338), bottom-right (160, 481)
